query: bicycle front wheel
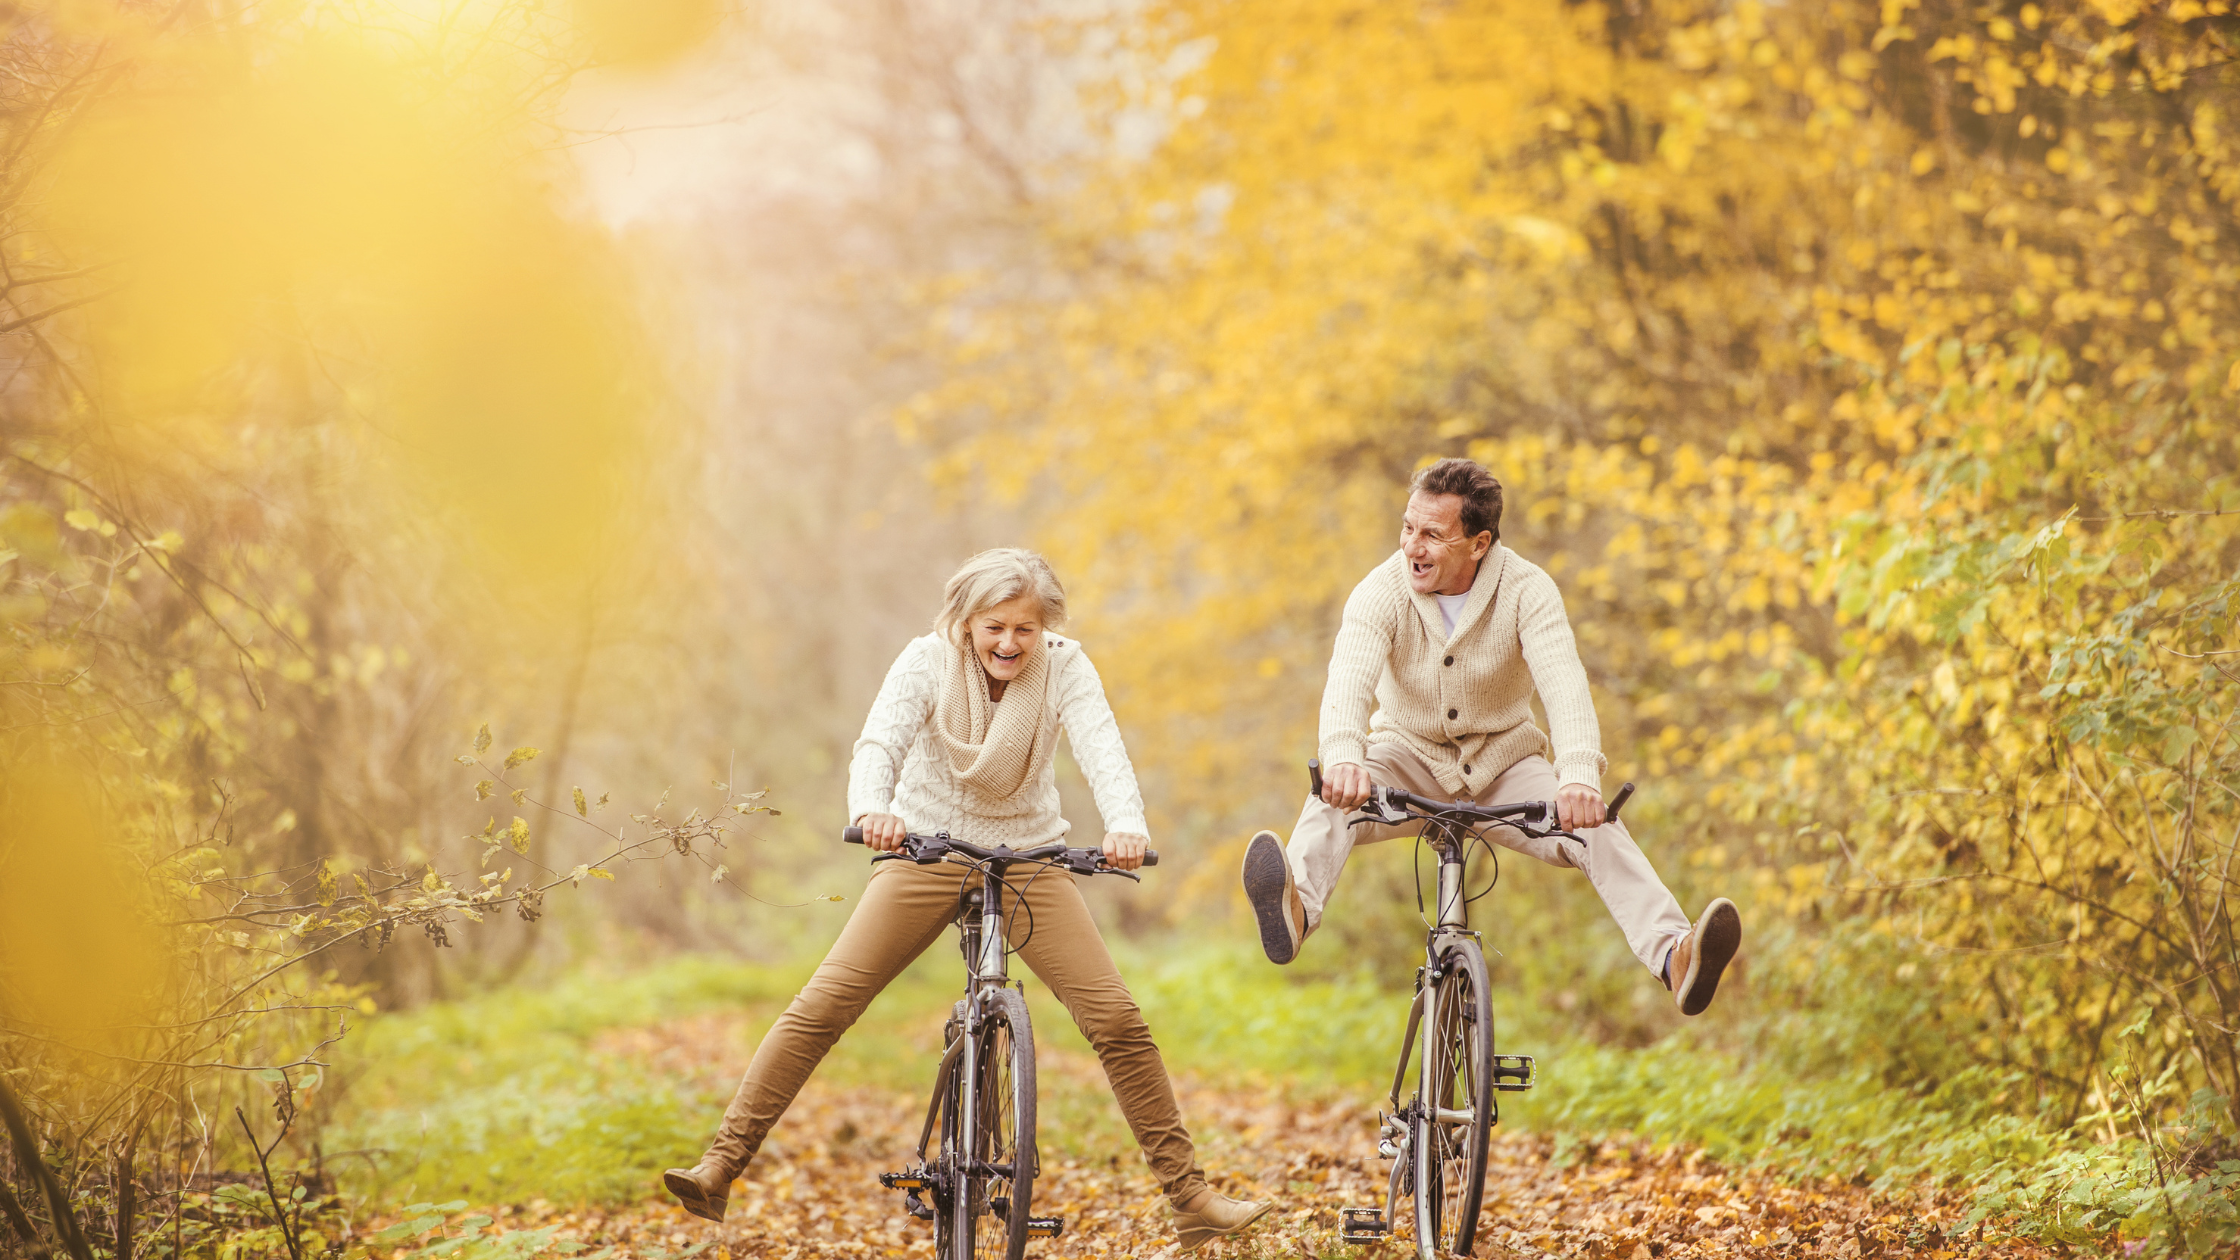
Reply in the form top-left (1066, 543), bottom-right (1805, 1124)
top-left (953, 987), bottom-right (1036, 1260)
top-left (1414, 944), bottom-right (1494, 1256)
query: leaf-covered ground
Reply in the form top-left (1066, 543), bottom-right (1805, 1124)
top-left (366, 1010), bottom-right (2060, 1259)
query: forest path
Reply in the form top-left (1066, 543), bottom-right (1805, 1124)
top-left (407, 1009), bottom-right (2054, 1260)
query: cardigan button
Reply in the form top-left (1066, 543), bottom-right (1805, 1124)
top-left (1444, 655), bottom-right (1454, 666)
top-left (1447, 708), bottom-right (1458, 719)
top-left (1463, 763), bottom-right (1472, 775)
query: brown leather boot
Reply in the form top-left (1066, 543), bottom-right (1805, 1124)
top-left (661, 1164), bottom-right (731, 1223)
top-left (1665, 898), bottom-right (1741, 1017)
top-left (1241, 831), bottom-right (1307, 965)
top-left (1172, 1188), bottom-right (1276, 1250)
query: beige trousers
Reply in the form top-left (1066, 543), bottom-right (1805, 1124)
top-left (1288, 745), bottom-right (1693, 975)
top-left (697, 857), bottom-right (1207, 1206)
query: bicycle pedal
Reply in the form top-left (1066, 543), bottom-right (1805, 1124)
top-left (880, 1170), bottom-right (939, 1222)
top-left (1492, 1054), bottom-right (1537, 1091)
top-left (1025, 1216), bottom-right (1064, 1238)
top-left (1339, 1207), bottom-right (1389, 1243)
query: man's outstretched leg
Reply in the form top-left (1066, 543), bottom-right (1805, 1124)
top-left (1241, 746), bottom-right (1439, 965)
top-left (1473, 754), bottom-right (1741, 1015)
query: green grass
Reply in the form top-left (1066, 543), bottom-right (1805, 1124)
top-left (324, 941), bottom-right (2235, 1254)
top-left (322, 952), bottom-right (964, 1206)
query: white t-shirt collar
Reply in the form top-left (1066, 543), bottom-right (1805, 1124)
top-left (1435, 590), bottom-right (1470, 636)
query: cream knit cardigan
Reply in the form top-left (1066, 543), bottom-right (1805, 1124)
top-left (1319, 547), bottom-right (1608, 797)
top-left (849, 633), bottom-right (1151, 848)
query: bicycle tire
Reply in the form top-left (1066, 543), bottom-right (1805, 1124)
top-left (932, 1008), bottom-right (966, 1259)
top-left (1413, 943), bottom-right (1494, 1256)
top-left (953, 987), bottom-right (1036, 1260)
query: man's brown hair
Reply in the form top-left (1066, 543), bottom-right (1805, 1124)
top-left (1409, 457), bottom-right (1503, 543)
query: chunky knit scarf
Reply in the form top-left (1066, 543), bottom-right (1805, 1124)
top-left (932, 636), bottom-right (1058, 814)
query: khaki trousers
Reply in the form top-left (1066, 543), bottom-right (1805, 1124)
top-left (1288, 746), bottom-right (1693, 975)
top-left (698, 857), bottom-right (1207, 1206)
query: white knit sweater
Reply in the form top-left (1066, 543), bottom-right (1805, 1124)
top-left (1320, 547), bottom-right (1608, 796)
top-left (848, 633), bottom-right (1151, 847)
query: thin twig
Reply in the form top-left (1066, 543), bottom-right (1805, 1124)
top-left (0, 286), bottom-right (122, 333)
top-left (235, 1109), bottom-right (303, 1260)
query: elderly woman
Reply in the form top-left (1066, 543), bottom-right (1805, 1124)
top-left (663, 548), bottom-right (1273, 1249)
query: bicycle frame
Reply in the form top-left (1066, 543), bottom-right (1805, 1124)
top-left (865, 828), bottom-right (1155, 1252)
top-left (1326, 764), bottom-right (1623, 1253)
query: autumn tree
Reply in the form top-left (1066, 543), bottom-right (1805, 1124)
top-left (917, 0), bottom-right (2240, 1149)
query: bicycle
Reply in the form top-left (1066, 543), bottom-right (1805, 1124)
top-left (1316, 759), bottom-right (1635, 1258)
top-left (839, 824), bottom-right (1158, 1260)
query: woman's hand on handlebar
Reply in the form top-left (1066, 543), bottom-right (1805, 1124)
top-left (1555, 783), bottom-right (1606, 832)
top-left (856, 812), bottom-right (909, 852)
top-left (1320, 761), bottom-right (1375, 812)
top-left (1102, 831), bottom-right (1148, 871)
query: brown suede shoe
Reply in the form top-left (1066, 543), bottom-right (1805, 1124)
top-left (1173, 1188), bottom-right (1276, 1250)
top-left (1241, 831), bottom-right (1306, 965)
top-left (1666, 898), bottom-right (1741, 1017)
top-left (661, 1164), bottom-right (730, 1223)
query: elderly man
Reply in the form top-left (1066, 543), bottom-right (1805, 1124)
top-left (1241, 457), bottom-right (1741, 1014)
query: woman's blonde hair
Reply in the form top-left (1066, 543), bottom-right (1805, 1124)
top-left (935, 548), bottom-right (1068, 645)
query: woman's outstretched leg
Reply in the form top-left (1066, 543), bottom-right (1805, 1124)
top-left (1015, 872), bottom-right (1276, 1250)
top-left (664, 862), bottom-right (961, 1220)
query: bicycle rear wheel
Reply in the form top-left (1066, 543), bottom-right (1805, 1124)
top-left (1414, 944), bottom-right (1494, 1256)
top-left (952, 987), bottom-right (1036, 1260)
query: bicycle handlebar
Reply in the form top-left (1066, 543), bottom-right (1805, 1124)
top-left (1307, 757), bottom-right (1636, 838)
top-left (841, 825), bottom-right (1157, 875)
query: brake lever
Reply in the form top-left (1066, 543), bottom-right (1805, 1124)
top-left (1351, 786), bottom-right (1409, 827)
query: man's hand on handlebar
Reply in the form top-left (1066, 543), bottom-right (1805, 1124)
top-left (856, 812), bottom-right (909, 853)
top-left (1102, 831), bottom-right (1148, 872)
top-left (1320, 761), bottom-right (1375, 811)
top-left (1555, 783), bottom-right (1605, 832)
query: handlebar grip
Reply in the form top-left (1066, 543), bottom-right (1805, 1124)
top-left (1308, 758), bottom-right (1323, 800)
top-left (842, 825), bottom-right (865, 845)
top-left (1607, 782), bottom-right (1635, 822)
top-left (1143, 851), bottom-right (1159, 867)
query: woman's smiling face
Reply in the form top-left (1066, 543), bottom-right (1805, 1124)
top-left (971, 594), bottom-right (1045, 685)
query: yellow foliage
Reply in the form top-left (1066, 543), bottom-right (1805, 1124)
top-left (28, 1), bottom-right (663, 586)
top-left (0, 763), bottom-right (165, 1040)
top-left (919, 0), bottom-right (2240, 1124)
top-left (0, 0), bottom-right (723, 1223)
